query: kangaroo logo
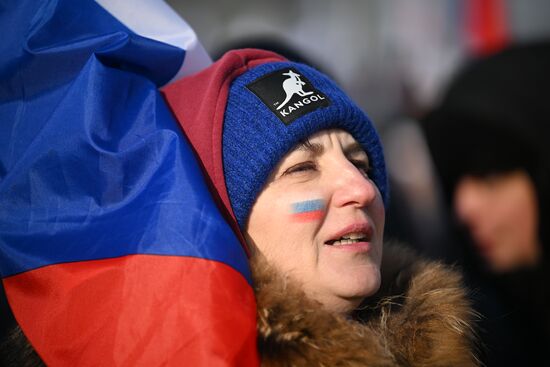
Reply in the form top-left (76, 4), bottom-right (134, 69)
top-left (246, 67), bottom-right (330, 125)
top-left (276, 70), bottom-right (313, 110)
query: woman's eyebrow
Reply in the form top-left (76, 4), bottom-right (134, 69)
top-left (297, 141), bottom-right (324, 155)
top-left (344, 142), bottom-right (367, 156)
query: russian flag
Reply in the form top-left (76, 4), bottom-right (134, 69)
top-left (0, 0), bottom-right (258, 365)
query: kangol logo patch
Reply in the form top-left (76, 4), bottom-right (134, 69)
top-left (246, 67), bottom-right (331, 125)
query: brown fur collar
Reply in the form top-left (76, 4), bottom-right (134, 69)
top-left (252, 243), bottom-right (479, 366)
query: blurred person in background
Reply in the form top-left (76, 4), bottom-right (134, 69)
top-left (422, 40), bottom-right (550, 364)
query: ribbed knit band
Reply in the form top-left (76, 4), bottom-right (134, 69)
top-left (223, 61), bottom-right (388, 229)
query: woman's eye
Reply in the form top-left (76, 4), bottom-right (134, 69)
top-left (350, 159), bottom-right (371, 176)
top-left (282, 161), bottom-right (317, 176)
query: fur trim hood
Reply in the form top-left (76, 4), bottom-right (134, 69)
top-left (253, 243), bottom-right (479, 366)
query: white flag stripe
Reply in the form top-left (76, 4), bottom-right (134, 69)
top-left (95, 0), bottom-right (211, 83)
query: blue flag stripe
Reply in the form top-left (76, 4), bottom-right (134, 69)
top-left (0, 0), bottom-right (250, 282)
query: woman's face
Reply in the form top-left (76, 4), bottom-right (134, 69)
top-left (454, 170), bottom-right (541, 272)
top-left (245, 129), bottom-right (385, 315)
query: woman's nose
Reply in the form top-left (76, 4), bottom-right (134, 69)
top-left (331, 160), bottom-right (378, 209)
top-left (454, 177), bottom-right (484, 225)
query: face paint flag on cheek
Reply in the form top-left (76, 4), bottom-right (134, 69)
top-left (290, 199), bottom-right (326, 222)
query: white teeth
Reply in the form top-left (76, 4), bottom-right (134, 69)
top-left (341, 232), bottom-right (365, 240)
top-left (326, 231), bottom-right (369, 246)
top-left (332, 238), bottom-right (360, 246)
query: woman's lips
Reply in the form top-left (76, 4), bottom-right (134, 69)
top-left (325, 241), bottom-right (372, 252)
top-left (324, 222), bottom-right (373, 251)
top-left (473, 235), bottom-right (496, 258)
top-left (470, 228), bottom-right (496, 253)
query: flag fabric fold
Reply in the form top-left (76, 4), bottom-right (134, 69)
top-left (0, 0), bottom-right (258, 365)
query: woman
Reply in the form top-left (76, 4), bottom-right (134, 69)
top-left (163, 48), bottom-right (478, 365)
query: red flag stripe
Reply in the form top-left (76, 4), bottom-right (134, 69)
top-left (4, 255), bottom-right (259, 366)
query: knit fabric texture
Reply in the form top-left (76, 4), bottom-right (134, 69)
top-left (222, 61), bottom-right (388, 229)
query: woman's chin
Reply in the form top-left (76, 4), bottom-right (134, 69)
top-left (316, 273), bottom-right (382, 315)
top-left (321, 294), bottom-right (370, 316)
top-left (334, 267), bottom-right (381, 297)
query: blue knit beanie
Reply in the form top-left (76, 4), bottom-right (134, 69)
top-left (222, 61), bottom-right (388, 229)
